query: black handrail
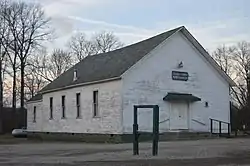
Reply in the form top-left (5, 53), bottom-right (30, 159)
top-left (210, 118), bottom-right (230, 137)
top-left (210, 118), bottom-right (230, 124)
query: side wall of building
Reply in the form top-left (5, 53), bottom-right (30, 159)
top-left (27, 80), bottom-right (123, 134)
top-left (27, 101), bottom-right (42, 132)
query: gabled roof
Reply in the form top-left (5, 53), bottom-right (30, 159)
top-left (29, 26), bottom-right (235, 102)
top-left (39, 27), bottom-right (181, 93)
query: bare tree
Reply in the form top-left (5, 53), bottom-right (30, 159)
top-left (230, 41), bottom-right (250, 107)
top-left (1, 1), bottom-right (51, 110)
top-left (68, 33), bottom-right (97, 61)
top-left (0, 1), bottom-right (5, 110)
top-left (4, 58), bottom-right (19, 109)
top-left (230, 41), bottom-right (250, 129)
top-left (212, 45), bottom-right (235, 77)
top-left (212, 41), bottom-right (250, 128)
top-left (24, 59), bottom-right (47, 99)
top-left (30, 49), bottom-right (73, 83)
top-left (28, 49), bottom-right (52, 82)
top-left (68, 31), bottom-right (123, 62)
top-left (2, 80), bottom-right (12, 107)
top-left (0, 0), bottom-right (7, 109)
top-left (212, 43), bottom-right (248, 108)
top-left (47, 49), bottom-right (73, 80)
top-left (0, 0), bottom-right (19, 110)
top-left (0, 0), bottom-right (10, 133)
top-left (92, 31), bottom-right (123, 53)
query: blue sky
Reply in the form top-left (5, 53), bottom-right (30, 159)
top-left (32, 0), bottom-right (250, 52)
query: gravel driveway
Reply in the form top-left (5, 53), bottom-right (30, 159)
top-left (0, 138), bottom-right (250, 165)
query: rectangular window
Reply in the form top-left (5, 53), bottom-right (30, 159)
top-left (76, 93), bottom-right (81, 118)
top-left (93, 90), bottom-right (98, 117)
top-left (62, 95), bottom-right (65, 118)
top-left (49, 97), bottom-right (53, 119)
top-left (33, 106), bottom-right (36, 123)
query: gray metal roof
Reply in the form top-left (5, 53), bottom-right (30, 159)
top-left (28, 26), bottom-right (181, 102)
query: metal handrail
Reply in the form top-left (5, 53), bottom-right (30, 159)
top-left (210, 118), bottom-right (230, 137)
top-left (192, 119), bottom-right (206, 126)
top-left (159, 118), bottom-right (170, 124)
top-left (210, 118), bottom-right (230, 124)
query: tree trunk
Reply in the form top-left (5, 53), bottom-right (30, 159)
top-left (20, 62), bottom-right (24, 110)
top-left (246, 75), bottom-right (250, 128)
top-left (12, 68), bottom-right (16, 110)
top-left (0, 60), bottom-right (2, 107)
top-left (0, 59), bottom-right (3, 134)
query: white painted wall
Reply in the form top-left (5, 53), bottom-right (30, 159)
top-left (27, 101), bottom-right (43, 132)
top-left (122, 32), bottom-right (230, 133)
top-left (27, 80), bottom-right (123, 134)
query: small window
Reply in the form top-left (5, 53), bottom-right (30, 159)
top-left (93, 90), bottom-right (98, 117)
top-left (62, 95), bottom-right (66, 118)
top-left (49, 97), bottom-right (53, 119)
top-left (33, 106), bottom-right (36, 123)
top-left (76, 93), bottom-right (81, 118)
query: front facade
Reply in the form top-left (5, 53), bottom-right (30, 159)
top-left (121, 32), bottom-right (231, 133)
top-left (27, 26), bottom-right (235, 137)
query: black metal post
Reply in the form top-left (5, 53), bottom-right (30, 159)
top-left (133, 105), bottom-right (159, 156)
top-left (133, 106), bottom-right (139, 155)
top-left (152, 105), bottom-right (159, 156)
top-left (228, 123), bottom-right (230, 137)
top-left (219, 121), bottom-right (222, 137)
top-left (210, 119), bottom-right (213, 134)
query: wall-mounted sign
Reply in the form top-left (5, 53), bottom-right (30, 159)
top-left (172, 71), bottom-right (189, 81)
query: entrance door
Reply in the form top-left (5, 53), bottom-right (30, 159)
top-left (170, 102), bottom-right (188, 130)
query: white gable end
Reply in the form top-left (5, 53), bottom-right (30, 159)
top-left (122, 31), bottom-right (230, 133)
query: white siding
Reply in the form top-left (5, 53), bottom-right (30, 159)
top-left (122, 32), bottom-right (230, 133)
top-left (27, 101), bottom-right (42, 132)
top-left (28, 80), bottom-right (123, 134)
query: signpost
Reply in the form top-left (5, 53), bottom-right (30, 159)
top-left (133, 105), bottom-right (159, 156)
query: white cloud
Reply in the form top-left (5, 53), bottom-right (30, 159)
top-left (67, 16), bottom-right (153, 34)
top-left (51, 16), bottom-right (74, 36)
top-left (37, 0), bottom-right (250, 53)
top-left (66, 15), bottom-right (159, 45)
top-left (48, 16), bottom-right (249, 53)
top-left (46, 14), bottom-right (160, 50)
top-left (157, 17), bottom-right (250, 51)
top-left (187, 19), bottom-right (249, 51)
top-left (39, 0), bottom-right (112, 16)
top-left (39, 0), bottom-right (126, 50)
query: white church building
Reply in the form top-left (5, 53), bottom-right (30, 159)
top-left (27, 26), bottom-right (235, 141)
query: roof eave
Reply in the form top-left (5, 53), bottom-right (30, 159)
top-left (27, 99), bottom-right (43, 104)
top-left (41, 76), bottom-right (122, 94)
